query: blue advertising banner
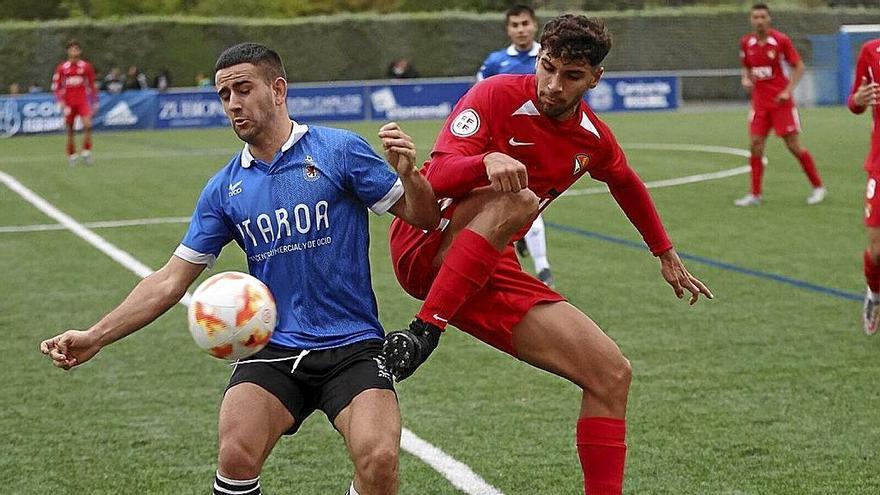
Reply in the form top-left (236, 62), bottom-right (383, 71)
top-left (367, 81), bottom-right (471, 121)
top-left (0, 75), bottom-right (678, 138)
top-left (287, 84), bottom-right (366, 122)
top-left (585, 75), bottom-right (679, 112)
top-left (155, 90), bottom-right (227, 129)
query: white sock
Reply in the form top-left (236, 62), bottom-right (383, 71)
top-left (524, 215), bottom-right (549, 272)
top-left (349, 481), bottom-right (361, 495)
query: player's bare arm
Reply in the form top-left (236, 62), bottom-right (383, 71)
top-left (852, 77), bottom-right (880, 110)
top-left (484, 152), bottom-right (529, 193)
top-left (40, 256), bottom-right (204, 370)
top-left (741, 67), bottom-right (754, 90)
top-left (381, 122), bottom-right (441, 230)
top-left (658, 248), bottom-right (713, 305)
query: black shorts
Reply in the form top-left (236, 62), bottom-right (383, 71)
top-left (226, 339), bottom-right (395, 435)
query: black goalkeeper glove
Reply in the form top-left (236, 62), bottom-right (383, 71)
top-left (382, 319), bottom-right (442, 382)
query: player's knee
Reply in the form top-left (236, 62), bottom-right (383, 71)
top-left (869, 238), bottom-right (880, 261)
top-left (588, 355), bottom-right (632, 404)
top-left (217, 437), bottom-right (263, 480)
top-left (503, 190), bottom-right (540, 225)
top-left (354, 442), bottom-right (399, 483)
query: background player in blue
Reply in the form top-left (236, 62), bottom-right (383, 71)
top-left (477, 4), bottom-right (555, 287)
top-left (39, 43), bottom-right (439, 495)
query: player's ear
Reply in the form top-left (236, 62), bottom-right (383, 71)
top-left (272, 76), bottom-right (287, 105)
top-left (588, 67), bottom-right (604, 89)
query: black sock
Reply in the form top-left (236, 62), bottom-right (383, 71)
top-left (213, 471), bottom-right (261, 495)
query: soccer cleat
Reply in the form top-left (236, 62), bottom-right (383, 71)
top-left (515, 239), bottom-right (529, 258)
top-left (537, 268), bottom-right (555, 288)
top-left (67, 153), bottom-right (79, 167)
top-left (862, 290), bottom-right (880, 336)
top-left (806, 187), bottom-right (826, 205)
top-left (382, 319), bottom-right (441, 382)
top-left (733, 194), bottom-right (762, 207)
top-left (81, 150), bottom-right (93, 165)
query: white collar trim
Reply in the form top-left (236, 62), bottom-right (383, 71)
top-left (241, 120), bottom-right (309, 168)
top-left (506, 42), bottom-right (540, 57)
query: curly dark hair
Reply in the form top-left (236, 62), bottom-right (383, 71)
top-left (539, 15), bottom-right (612, 67)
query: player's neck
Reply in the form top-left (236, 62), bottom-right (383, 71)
top-left (248, 119), bottom-right (293, 163)
top-left (68, 57), bottom-right (81, 63)
top-left (514, 41), bottom-right (534, 52)
top-left (754, 28), bottom-right (770, 40)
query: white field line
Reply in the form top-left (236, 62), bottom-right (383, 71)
top-left (562, 143), bottom-right (753, 197)
top-left (0, 148), bottom-right (237, 164)
top-left (0, 170), bottom-right (503, 495)
top-left (0, 216), bottom-right (191, 233)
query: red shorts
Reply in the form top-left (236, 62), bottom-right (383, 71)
top-left (389, 215), bottom-right (565, 356)
top-left (749, 104), bottom-right (800, 137)
top-left (62, 100), bottom-right (92, 125)
top-left (864, 172), bottom-right (880, 227)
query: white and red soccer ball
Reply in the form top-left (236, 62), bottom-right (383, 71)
top-left (187, 272), bottom-right (276, 360)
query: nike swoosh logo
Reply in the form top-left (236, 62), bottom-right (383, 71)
top-left (229, 180), bottom-right (242, 191)
top-left (508, 137), bottom-right (534, 147)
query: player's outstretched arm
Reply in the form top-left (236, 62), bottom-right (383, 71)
top-left (380, 122), bottom-right (441, 230)
top-left (658, 248), bottom-right (713, 305)
top-left (39, 256), bottom-right (205, 370)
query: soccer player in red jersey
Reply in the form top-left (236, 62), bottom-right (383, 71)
top-left (52, 39), bottom-right (98, 166)
top-left (736, 3), bottom-right (825, 207)
top-left (382, 15), bottom-right (713, 495)
top-left (849, 38), bottom-right (880, 334)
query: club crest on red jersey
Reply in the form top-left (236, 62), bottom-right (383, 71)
top-left (450, 108), bottom-right (480, 137)
top-left (303, 155), bottom-right (320, 181)
top-left (573, 154), bottom-right (590, 175)
top-left (767, 50), bottom-right (776, 60)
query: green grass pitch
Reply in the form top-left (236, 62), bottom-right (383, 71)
top-left (2, 107), bottom-right (878, 494)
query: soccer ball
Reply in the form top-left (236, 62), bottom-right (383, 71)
top-left (187, 271), bottom-right (276, 360)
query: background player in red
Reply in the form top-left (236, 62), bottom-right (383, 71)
top-left (383, 15), bottom-right (712, 495)
top-left (735, 3), bottom-right (825, 207)
top-left (52, 39), bottom-right (98, 166)
top-left (848, 38), bottom-right (880, 334)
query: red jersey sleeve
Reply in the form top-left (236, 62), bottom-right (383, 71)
top-left (590, 130), bottom-right (673, 256)
top-left (849, 44), bottom-right (871, 115)
top-left (86, 62), bottom-right (98, 104)
top-left (780, 34), bottom-right (802, 67)
top-left (424, 81), bottom-right (495, 198)
top-left (51, 64), bottom-right (64, 102)
top-left (739, 37), bottom-right (749, 68)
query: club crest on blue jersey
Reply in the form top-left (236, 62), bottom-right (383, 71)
top-left (303, 155), bottom-right (320, 181)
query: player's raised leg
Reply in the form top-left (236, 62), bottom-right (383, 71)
top-left (216, 383), bottom-right (294, 495)
top-left (782, 132), bottom-right (825, 204)
top-left (512, 302), bottom-right (630, 495)
top-left (334, 389), bottom-right (401, 495)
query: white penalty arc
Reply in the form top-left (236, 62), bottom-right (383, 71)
top-left (562, 143), bottom-right (754, 197)
top-left (0, 170), bottom-right (504, 495)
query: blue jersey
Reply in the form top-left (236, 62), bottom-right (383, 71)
top-left (477, 42), bottom-right (540, 81)
top-left (175, 122), bottom-right (403, 350)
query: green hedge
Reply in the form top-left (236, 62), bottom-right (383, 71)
top-left (2, 9), bottom-right (879, 91)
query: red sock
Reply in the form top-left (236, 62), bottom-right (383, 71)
top-left (66, 139), bottom-right (75, 156)
top-left (416, 229), bottom-right (501, 329)
top-left (83, 135), bottom-right (92, 151)
top-left (577, 417), bottom-right (627, 495)
top-left (797, 150), bottom-right (822, 187)
top-left (750, 155), bottom-right (764, 196)
top-left (865, 251), bottom-right (880, 293)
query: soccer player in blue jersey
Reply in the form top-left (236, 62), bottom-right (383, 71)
top-left (477, 4), bottom-right (555, 287)
top-left (39, 43), bottom-right (439, 495)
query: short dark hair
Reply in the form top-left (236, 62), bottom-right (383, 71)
top-left (539, 15), bottom-right (612, 67)
top-left (506, 4), bottom-right (535, 22)
top-left (752, 3), bottom-right (770, 13)
top-left (65, 39), bottom-right (80, 49)
top-left (214, 43), bottom-right (287, 83)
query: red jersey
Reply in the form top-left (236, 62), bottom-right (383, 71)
top-left (740, 29), bottom-right (801, 109)
top-left (425, 74), bottom-right (672, 255)
top-left (849, 39), bottom-right (880, 173)
top-left (52, 59), bottom-right (97, 104)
